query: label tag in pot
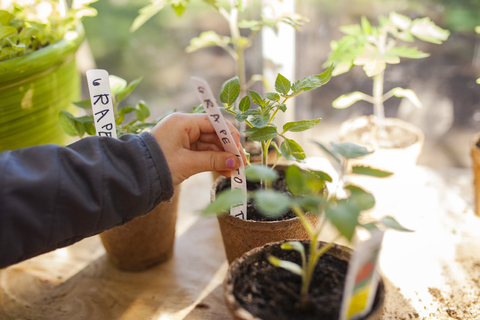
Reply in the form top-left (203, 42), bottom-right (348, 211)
top-left (190, 76), bottom-right (247, 219)
top-left (339, 229), bottom-right (385, 320)
top-left (86, 69), bottom-right (117, 139)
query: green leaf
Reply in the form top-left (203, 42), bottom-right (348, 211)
top-left (135, 101), bottom-right (150, 122)
top-left (291, 65), bottom-right (333, 93)
top-left (311, 140), bottom-right (341, 164)
top-left (390, 87), bottom-right (422, 108)
top-left (277, 104), bottom-right (287, 112)
top-left (73, 99), bottom-right (93, 110)
top-left (268, 255), bottom-right (303, 276)
top-left (254, 190), bottom-right (291, 217)
top-left (58, 111), bottom-right (79, 137)
top-left (388, 46), bottom-right (429, 59)
top-left (275, 73), bottom-right (291, 95)
top-left (296, 196), bottom-right (325, 214)
top-left (361, 16), bottom-right (372, 34)
top-left (312, 170), bottom-right (333, 182)
top-left (191, 105), bottom-right (205, 113)
top-left (245, 164), bottom-right (278, 183)
top-left (109, 75), bottom-right (127, 96)
top-left (250, 114), bottom-right (271, 129)
top-left (281, 139), bottom-right (305, 161)
top-left (249, 90), bottom-right (264, 106)
top-left (85, 122), bottom-right (96, 136)
top-left (281, 241), bottom-right (306, 255)
top-left (265, 92), bottom-right (280, 101)
top-left (389, 12), bottom-right (411, 30)
top-left (248, 126), bottom-right (278, 141)
top-left (346, 185), bottom-right (375, 211)
top-left (410, 17), bottom-right (450, 44)
top-left (285, 165), bottom-right (305, 197)
top-left (116, 77), bottom-right (143, 103)
top-left (352, 166), bottom-right (393, 178)
top-left (117, 106), bottom-right (136, 125)
top-left (239, 95), bottom-right (251, 112)
top-left (326, 199), bottom-right (361, 242)
top-left (0, 26), bottom-right (16, 40)
top-left (172, 2), bottom-right (187, 16)
top-left (282, 119), bottom-right (321, 133)
top-left (331, 142), bottom-right (372, 159)
top-left (131, 3), bottom-right (165, 32)
top-left (202, 189), bottom-right (246, 215)
top-left (220, 77), bottom-right (241, 107)
top-left (381, 216), bottom-right (414, 232)
top-left (332, 92), bottom-right (365, 109)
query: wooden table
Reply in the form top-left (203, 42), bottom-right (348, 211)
top-left (1, 163), bottom-right (480, 319)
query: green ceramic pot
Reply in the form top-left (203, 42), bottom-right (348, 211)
top-left (0, 24), bottom-right (85, 152)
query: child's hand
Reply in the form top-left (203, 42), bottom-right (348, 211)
top-left (151, 113), bottom-right (247, 185)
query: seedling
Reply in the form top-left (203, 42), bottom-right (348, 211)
top-left (0, 0), bottom-right (97, 61)
top-left (325, 12), bottom-right (449, 136)
top-left (59, 75), bottom-right (173, 138)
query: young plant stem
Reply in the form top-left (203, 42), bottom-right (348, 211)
top-left (372, 71), bottom-right (386, 138)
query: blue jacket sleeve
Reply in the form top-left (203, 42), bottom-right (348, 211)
top-left (0, 132), bottom-right (174, 269)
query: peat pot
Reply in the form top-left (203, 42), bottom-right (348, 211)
top-left (212, 165), bottom-right (320, 264)
top-left (0, 24), bottom-right (84, 152)
top-left (339, 115), bottom-right (424, 173)
top-left (100, 185), bottom-right (180, 271)
top-left (224, 240), bottom-right (385, 320)
top-left (471, 132), bottom-right (480, 217)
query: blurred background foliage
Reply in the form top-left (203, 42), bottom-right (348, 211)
top-left (81, 0), bottom-right (480, 167)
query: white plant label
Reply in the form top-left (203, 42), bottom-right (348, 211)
top-left (339, 229), bottom-right (385, 320)
top-left (86, 69), bottom-right (117, 139)
top-left (190, 76), bottom-right (247, 219)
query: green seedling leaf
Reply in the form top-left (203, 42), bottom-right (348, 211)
top-left (281, 139), bottom-right (305, 161)
top-left (172, 1), bottom-right (187, 16)
top-left (275, 73), bottom-right (291, 95)
top-left (58, 111), bottom-right (79, 137)
top-left (282, 119), bottom-right (321, 133)
top-left (0, 26), bottom-right (16, 40)
top-left (361, 16), bottom-right (372, 34)
top-left (345, 185), bottom-right (375, 211)
top-left (73, 99), bottom-right (93, 109)
top-left (389, 12), bottom-right (411, 30)
top-left (131, 3), bottom-right (164, 32)
top-left (220, 77), bottom-right (241, 107)
top-left (249, 90), bottom-right (264, 106)
top-left (254, 190), bottom-right (291, 217)
top-left (186, 31), bottom-right (231, 52)
top-left (285, 165), bottom-right (324, 197)
top-left (388, 46), bottom-right (429, 59)
top-left (277, 104), bottom-right (287, 112)
top-left (381, 216), bottom-right (414, 232)
top-left (109, 75), bottom-right (127, 96)
top-left (239, 95), bottom-right (251, 112)
top-left (268, 255), bottom-right (303, 276)
top-left (331, 142), bottom-right (372, 159)
top-left (85, 122), bottom-right (96, 136)
top-left (265, 92), bottom-right (280, 101)
top-left (245, 164), bottom-right (278, 183)
top-left (391, 87), bottom-right (422, 108)
top-left (410, 17), bottom-right (450, 44)
top-left (311, 140), bottom-right (341, 164)
top-left (326, 199), bottom-right (361, 242)
top-left (281, 241), bottom-right (306, 254)
top-left (296, 195), bottom-right (326, 214)
top-left (332, 92), bottom-right (365, 109)
top-left (312, 170), bottom-right (333, 182)
top-left (116, 77), bottom-right (143, 103)
top-left (135, 101), bottom-right (150, 122)
top-left (250, 113), bottom-right (270, 128)
top-left (248, 126), bottom-right (277, 141)
top-left (202, 189), bottom-right (246, 215)
top-left (117, 106), bottom-right (136, 125)
top-left (191, 105), bottom-right (205, 113)
top-left (361, 223), bottom-right (380, 232)
top-left (352, 166), bottom-right (393, 178)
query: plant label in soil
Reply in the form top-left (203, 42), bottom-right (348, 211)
top-left (340, 229), bottom-right (384, 320)
top-left (190, 76), bottom-right (247, 219)
top-left (86, 69), bottom-right (118, 139)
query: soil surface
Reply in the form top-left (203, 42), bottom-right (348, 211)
top-left (233, 243), bottom-right (380, 320)
top-left (216, 170), bottom-right (297, 221)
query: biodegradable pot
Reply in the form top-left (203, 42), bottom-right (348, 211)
top-left (0, 24), bottom-right (84, 152)
top-left (339, 115), bottom-right (424, 173)
top-left (100, 185), bottom-right (180, 271)
top-left (224, 240), bottom-right (385, 320)
top-left (471, 132), bottom-right (480, 217)
top-left (212, 165), bottom-right (320, 264)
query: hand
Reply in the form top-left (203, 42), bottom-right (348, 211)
top-left (151, 113), bottom-right (247, 185)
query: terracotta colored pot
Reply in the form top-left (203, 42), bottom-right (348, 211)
top-left (100, 185), bottom-right (180, 271)
top-left (212, 165), bottom-right (320, 264)
top-left (339, 115), bottom-right (424, 173)
top-left (471, 132), bottom-right (480, 217)
top-left (224, 240), bottom-right (385, 320)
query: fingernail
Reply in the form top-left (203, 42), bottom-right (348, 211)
top-left (227, 158), bottom-right (235, 169)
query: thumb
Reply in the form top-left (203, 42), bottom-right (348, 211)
top-left (187, 150), bottom-right (240, 175)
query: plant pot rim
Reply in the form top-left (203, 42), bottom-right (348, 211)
top-left (0, 23), bottom-right (85, 85)
top-left (224, 239), bottom-right (385, 320)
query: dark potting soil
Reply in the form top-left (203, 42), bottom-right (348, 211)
top-left (216, 171), bottom-right (297, 222)
top-left (234, 244), bottom-right (380, 320)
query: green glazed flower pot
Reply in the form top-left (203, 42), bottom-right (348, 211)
top-left (0, 24), bottom-right (85, 152)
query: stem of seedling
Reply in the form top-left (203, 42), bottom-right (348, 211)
top-left (372, 71), bottom-right (385, 138)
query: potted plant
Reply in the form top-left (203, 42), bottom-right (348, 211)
top-left (197, 66), bottom-right (335, 263)
top-left (324, 12), bottom-right (450, 172)
top-left (205, 143), bottom-right (410, 319)
top-left (0, 0), bottom-right (96, 152)
top-left (58, 75), bottom-right (179, 271)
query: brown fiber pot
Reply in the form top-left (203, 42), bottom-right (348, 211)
top-left (99, 185), bottom-right (180, 271)
top-left (224, 240), bottom-right (385, 320)
top-left (471, 132), bottom-right (480, 217)
top-left (212, 166), bottom-right (320, 264)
